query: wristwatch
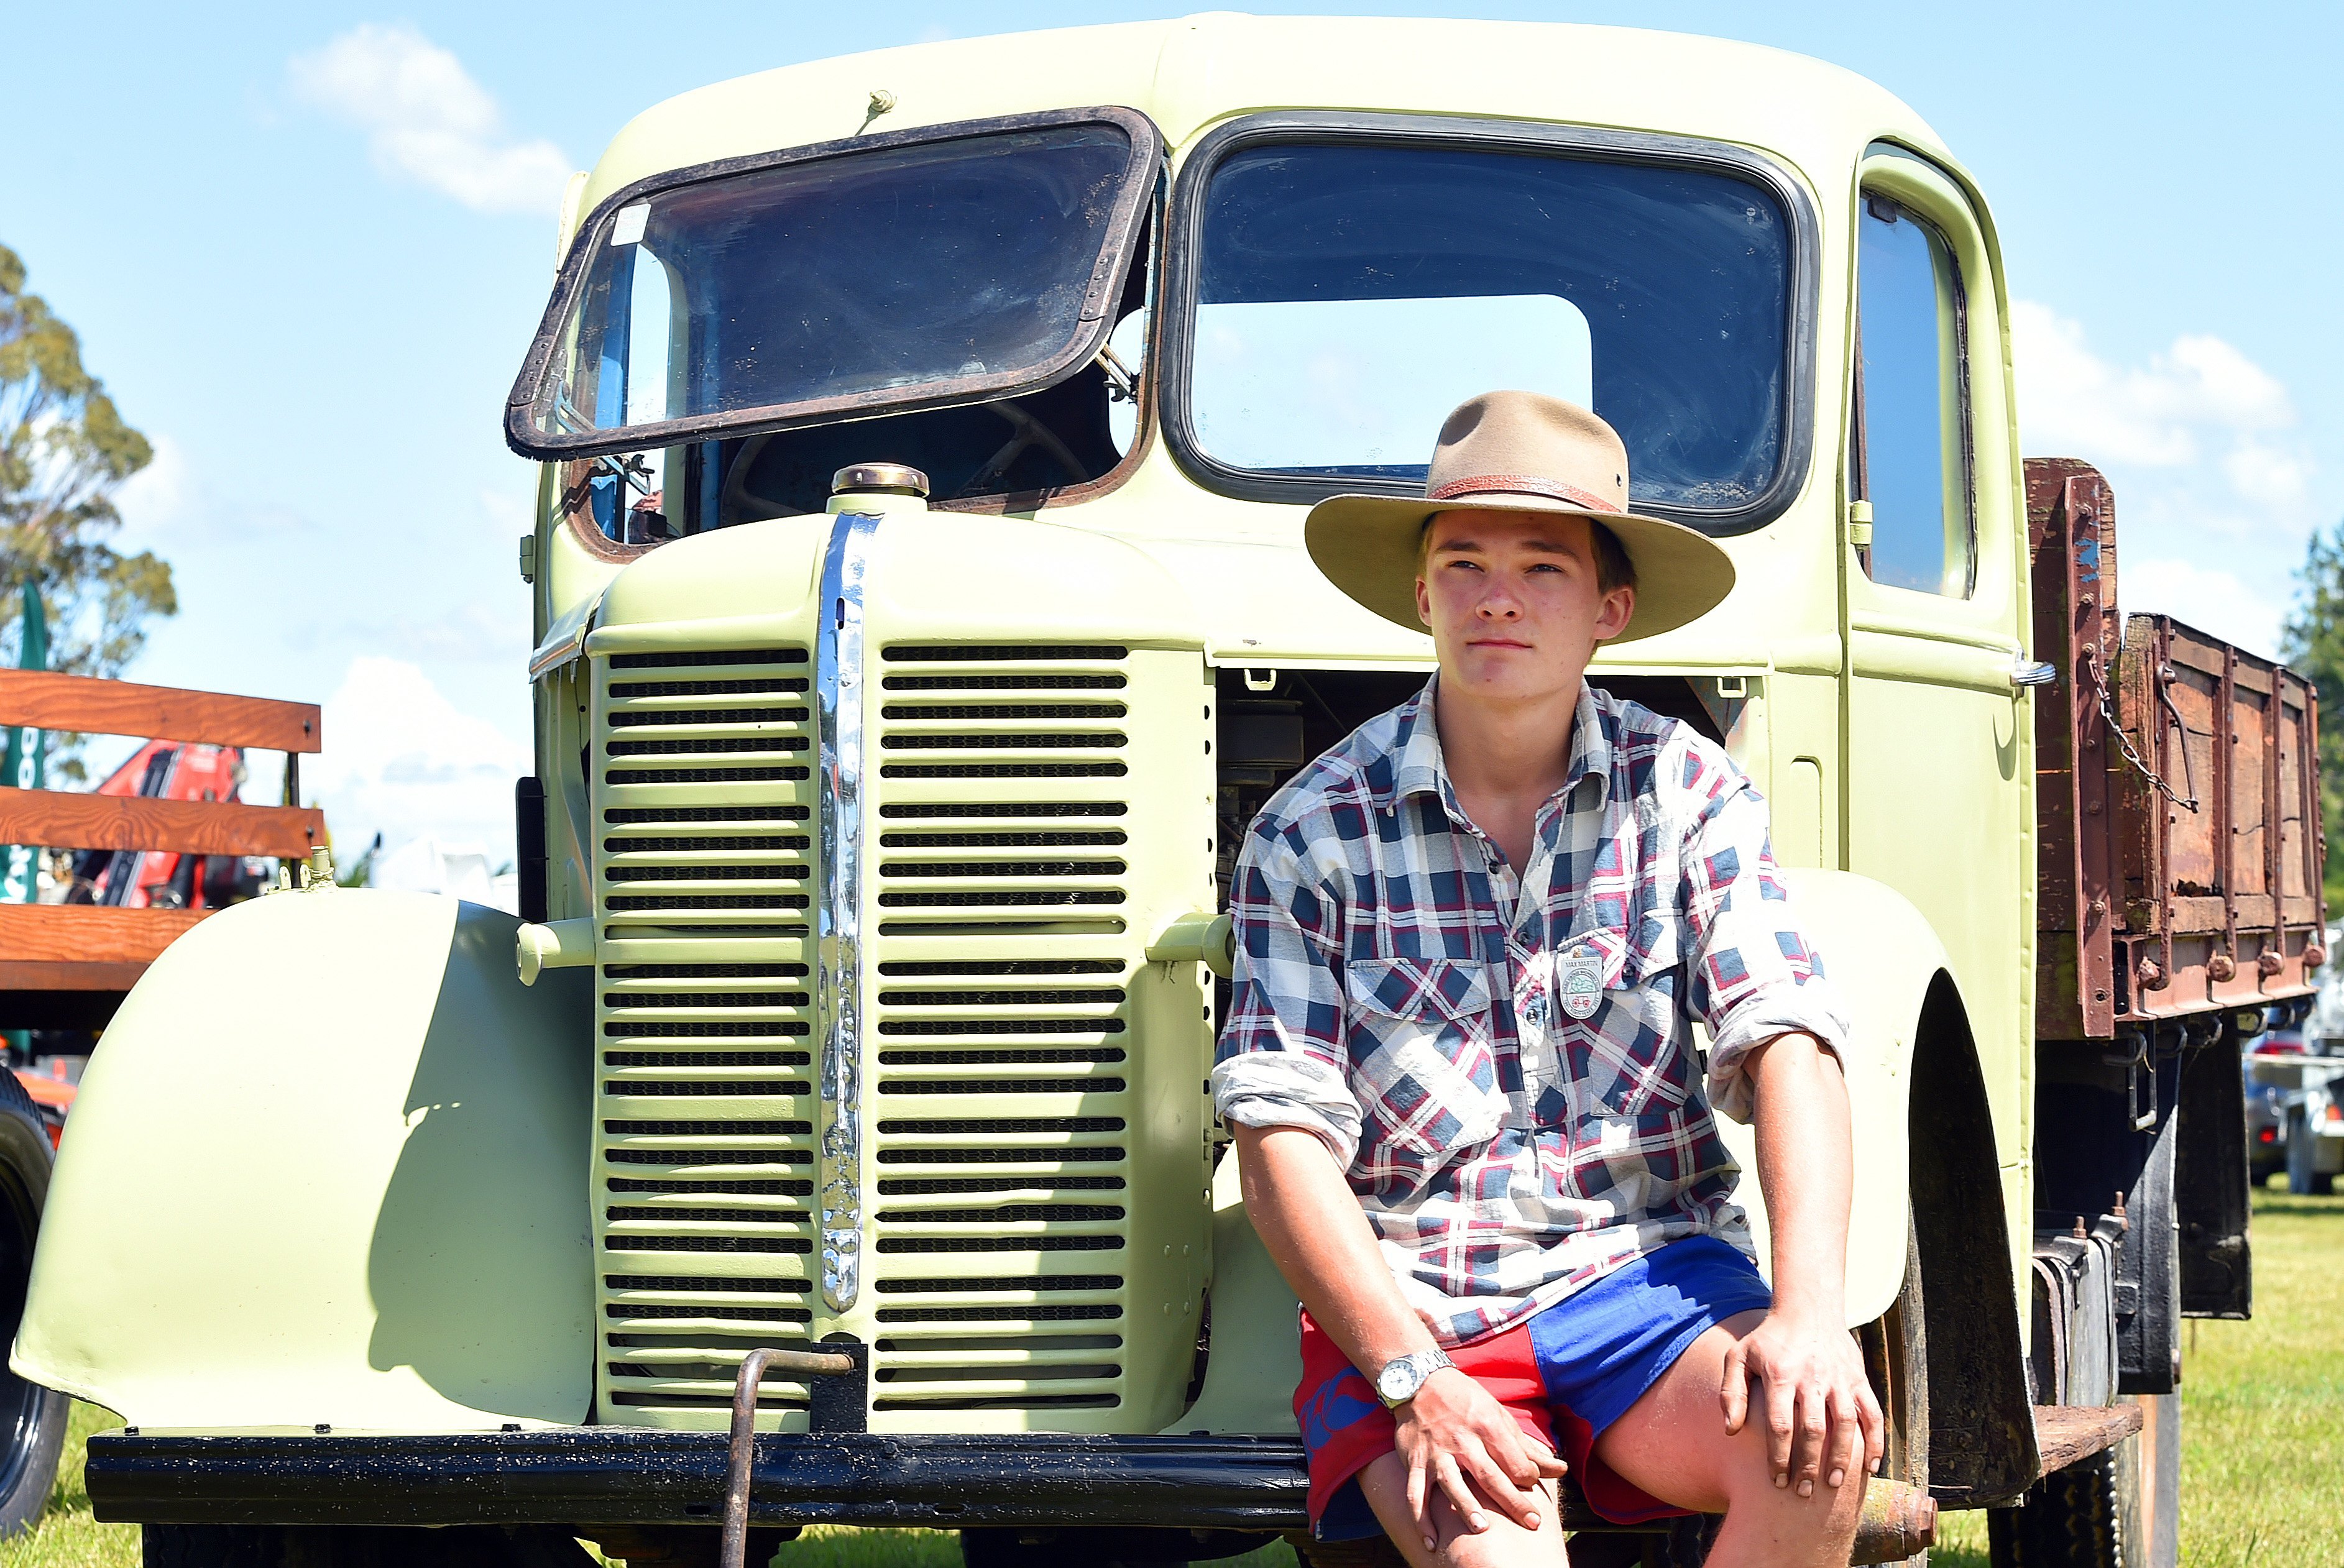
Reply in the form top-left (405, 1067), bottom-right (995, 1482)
top-left (1374, 1349), bottom-right (1456, 1409)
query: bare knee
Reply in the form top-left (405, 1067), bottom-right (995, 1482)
top-left (1708, 1426), bottom-right (1864, 1562)
top-left (1356, 1455), bottom-right (1567, 1568)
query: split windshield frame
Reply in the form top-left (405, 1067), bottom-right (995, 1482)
top-left (503, 106), bottom-right (1164, 464)
top-left (1154, 111), bottom-right (1822, 538)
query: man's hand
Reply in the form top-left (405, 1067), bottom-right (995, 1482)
top-left (1393, 1367), bottom-right (1568, 1549)
top-left (1719, 1311), bottom-right (1883, 1496)
top-left (1233, 1124), bottom-right (1568, 1551)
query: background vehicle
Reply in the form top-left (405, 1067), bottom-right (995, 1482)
top-left (2248, 1042), bottom-right (2344, 1195)
top-left (2245, 932), bottom-right (2344, 1190)
top-left (11, 18), bottom-right (2322, 1568)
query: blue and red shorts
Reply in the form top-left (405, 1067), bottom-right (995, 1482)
top-left (1294, 1237), bottom-right (1773, 1541)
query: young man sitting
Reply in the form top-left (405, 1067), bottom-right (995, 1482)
top-left (1213, 392), bottom-right (1881, 1567)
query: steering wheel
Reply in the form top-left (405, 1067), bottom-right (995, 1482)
top-left (954, 403), bottom-right (1092, 498)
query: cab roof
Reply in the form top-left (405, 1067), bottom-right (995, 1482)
top-left (578, 12), bottom-right (1947, 224)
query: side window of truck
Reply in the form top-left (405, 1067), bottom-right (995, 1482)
top-left (1854, 193), bottom-right (1974, 596)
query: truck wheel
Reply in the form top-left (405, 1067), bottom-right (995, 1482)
top-left (142, 1524), bottom-right (599, 1566)
top-left (2284, 1106), bottom-right (2335, 1194)
top-left (0, 1071), bottom-right (69, 1538)
top-left (1986, 1393), bottom-right (2179, 1568)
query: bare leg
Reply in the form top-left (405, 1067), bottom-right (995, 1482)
top-left (1593, 1311), bottom-right (1862, 1568)
top-left (1354, 1452), bottom-right (1570, 1568)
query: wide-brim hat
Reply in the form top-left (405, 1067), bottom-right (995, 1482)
top-left (1303, 392), bottom-right (1735, 643)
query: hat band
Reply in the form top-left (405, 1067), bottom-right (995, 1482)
top-left (1427, 473), bottom-right (1622, 514)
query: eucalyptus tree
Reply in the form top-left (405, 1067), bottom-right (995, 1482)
top-left (0, 242), bottom-right (176, 777)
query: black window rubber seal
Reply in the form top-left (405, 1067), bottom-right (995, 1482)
top-left (505, 105), bottom-right (1165, 464)
top-left (1155, 110), bottom-right (1822, 539)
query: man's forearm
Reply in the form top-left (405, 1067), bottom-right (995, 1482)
top-left (1748, 1032), bottom-right (1854, 1325)
top-left (1232, 1122), bottom-right (1441, 1375)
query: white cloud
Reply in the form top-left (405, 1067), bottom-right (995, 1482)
top-left (2120, 557), bottom-right (2287, 662)
top-left (2011, 300), bottom-right (2296, 470)
top-left (2221, 440), bottom-right (2312, 513)
top-left (2011, 300), bottom-right (2319, 647)
top-left (308, 655), bottom-right (531, 855)
top-left (288, 24), bottom-right (570, 216)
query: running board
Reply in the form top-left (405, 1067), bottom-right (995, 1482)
top-left (2034, 1402), bottom-right (2146, 1475)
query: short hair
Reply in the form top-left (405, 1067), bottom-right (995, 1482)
top-left (1418, 514), bottom-right (1637, 594)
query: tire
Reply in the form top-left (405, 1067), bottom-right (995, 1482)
top-left (143, 1524), bottom-right (599, 1567)
top-left (1987, 1393), bottom-right (2179, 1568)
top-left (0, 1071), bottom-right (68, 1539)
top-left (2284, 1107), bottom-right (2335, 1195)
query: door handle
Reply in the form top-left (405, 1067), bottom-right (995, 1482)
top-left (2010, 658), bottom-right (2058, 689)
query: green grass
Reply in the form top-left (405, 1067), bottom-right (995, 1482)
top-left (2175, 1185), bottom-right (2344, 1564)
top-left (6, 1185), bottom-right (2335, 1566)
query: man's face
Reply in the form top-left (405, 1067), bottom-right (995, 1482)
top-left (1415, 510), bottom-right (1635, 704)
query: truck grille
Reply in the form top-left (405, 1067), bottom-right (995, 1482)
top-left (589, 627), bottom-right (1211, 1435)
top-left (594, 647), bottom-right (822, 1419)
top-left (867, 644), bottom-right (1136, 1414)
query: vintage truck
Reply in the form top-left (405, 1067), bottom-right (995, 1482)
top-left (9, 16), bottom-right (2324, 1568)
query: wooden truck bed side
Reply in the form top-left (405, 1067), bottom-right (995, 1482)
top-left (0, 671), bottom-right (324, 1029)
top-left (2028, 457), bottom-right (2326, 1038)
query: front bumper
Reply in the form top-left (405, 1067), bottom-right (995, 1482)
top-left (87, 1430), bottom-right (1311, 1532)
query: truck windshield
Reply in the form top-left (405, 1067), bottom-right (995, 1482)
top-left (1181, 141), bottom-right (1794, 525)
top-left (510, 117), bottom-right (1152, 459)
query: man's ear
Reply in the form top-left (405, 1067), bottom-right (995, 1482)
top-left (1414, 573), bottom-right (1433, 630)
top-left (1593, 583), bottom-right (1635, 641)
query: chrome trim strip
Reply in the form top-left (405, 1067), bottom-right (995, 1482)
top-left (814, 510), bottom-right (880, 1313)
top-left (528, 585), bottom-right (609, 681)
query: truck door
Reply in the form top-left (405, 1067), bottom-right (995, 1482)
top-left (1842, 149), bottom-right (2032, 1149)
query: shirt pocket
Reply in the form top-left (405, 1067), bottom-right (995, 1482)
top-left (1556, 923), bottom-right (1693, 1121)
top-left (1343, 956), bottom-right (1505, 1164)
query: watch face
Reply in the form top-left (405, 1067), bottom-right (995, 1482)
top-left (1377, 1359), bottom-right (1420, 1404)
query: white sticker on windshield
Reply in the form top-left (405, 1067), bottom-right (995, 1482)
top-left (609, 203), bottom-right (650, 247)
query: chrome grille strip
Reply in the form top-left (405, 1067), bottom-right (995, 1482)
top-left (815, 510), bottom-right (881, 1312)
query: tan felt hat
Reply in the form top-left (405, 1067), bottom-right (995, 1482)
top-left (1303, 391), bottom-right (1736, 643)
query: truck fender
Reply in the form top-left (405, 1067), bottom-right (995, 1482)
top-left (1714, 868), bottom-right (1941, 1326)
top-left (11, 891), bottom-right (593, 1432)
top-left (1168, 1149), bottom-right (1301, 1435)
top-left (1747, 874), bottom-right (2039, 1501)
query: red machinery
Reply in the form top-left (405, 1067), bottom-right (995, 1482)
top-left (64, 739), bottom-right (267, 910)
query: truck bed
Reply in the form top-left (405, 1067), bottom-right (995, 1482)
top-left (2028, 458), bottom-right (2326, 1037)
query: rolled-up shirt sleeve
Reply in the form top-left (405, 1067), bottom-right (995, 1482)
top-left (1211, 820), bottom-right (1363, 1169)
top-left (1676, 750), bottom-right (1852, 1123)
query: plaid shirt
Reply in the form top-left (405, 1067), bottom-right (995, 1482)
top-left (1213, 678), bottom-right (1849, 1346)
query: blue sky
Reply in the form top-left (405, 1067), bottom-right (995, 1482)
top-left (7, 2), bottom-right (2338, 855)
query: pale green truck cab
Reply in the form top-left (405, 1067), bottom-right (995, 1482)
top-left (15, 16), bottom-right (2322, 1568)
